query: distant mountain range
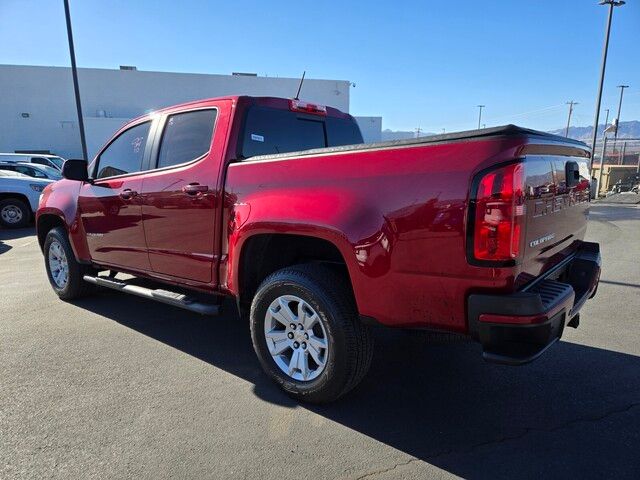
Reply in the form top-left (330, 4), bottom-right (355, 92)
top-left (548, 120), bottom-right (640, 141)
top-left (381, 129), bottom-right (437, 141)
top-left (381, 120), bottom-right (640, 142)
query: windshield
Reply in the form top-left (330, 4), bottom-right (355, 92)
top-left (47, 156), bottom-right (65, 169)
top-left (38, 165), bottom-right (63, 179)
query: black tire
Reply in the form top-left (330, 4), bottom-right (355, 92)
top-left (250, 264), bottom-right (373, 403)
top-left (44, 227), bottom-right (95, 300)
top-left (0, 198), bottom-right (30, 228)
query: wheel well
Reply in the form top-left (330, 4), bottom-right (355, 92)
top-left (238, 234), bottom-right (353, 316)
top-left (37, 214), bottom-right (65, 251)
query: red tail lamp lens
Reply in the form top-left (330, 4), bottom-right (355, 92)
top-left (473, 163), bottom-right (525, 261)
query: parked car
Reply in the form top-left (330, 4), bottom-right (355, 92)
top-left (0, 153), bottom-right (66, 171)
top-left (0, 162), bottom-right (63, 180)
top-left (0, 170), bottom-right (53, 228)
top-left (37, 96), bottom-right (601, 403)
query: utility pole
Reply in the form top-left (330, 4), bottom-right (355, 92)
top-left (589, 0), bottom-right (625, 175)
top-left (603, 108), bottom-right (610, 130)
top-left (565, 101), bottom-right (578, 137)
top-left (613, 84), bottom-right (629, 141)
top-left (477, 105), bottom-right (485, 130)
top-left (63, 0), bottom-right (88, 160)
top-left (619, 140), bottom-right (626, 165)
top-left (415, 127), bottom-right (422, 138)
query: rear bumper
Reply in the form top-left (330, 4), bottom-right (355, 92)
top-left (467, 241), bottom-right (601, 365)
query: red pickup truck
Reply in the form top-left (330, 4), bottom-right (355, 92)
top-left (37, 96), bottom-right (601, 402)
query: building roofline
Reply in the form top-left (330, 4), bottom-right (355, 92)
top-left (0, 63), bottom-right (352, 84)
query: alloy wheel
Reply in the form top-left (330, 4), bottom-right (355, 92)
top-left (263, 295), bottom-right (329, 382)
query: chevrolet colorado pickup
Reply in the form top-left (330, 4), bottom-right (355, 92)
top-left (37, 96), bottom-right (601, 403)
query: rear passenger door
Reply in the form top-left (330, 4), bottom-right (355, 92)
top-left (139, 106), bottom-right (224, 284)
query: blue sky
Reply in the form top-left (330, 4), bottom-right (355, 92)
top-left (1, 0), bottom-right (638, 132)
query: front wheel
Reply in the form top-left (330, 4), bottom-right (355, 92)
top-left (44, 227), bottom-right (95, 300)
top-left (250, 264), bottom-right (373, 403)
top-left (0, 198), bottom-right (30, 228)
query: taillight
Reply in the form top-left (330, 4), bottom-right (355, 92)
top-left (289, 99), bottom-right (327, 115)
top-left (472, 163), bottom-right (525, 262)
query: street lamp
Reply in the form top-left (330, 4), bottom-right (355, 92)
top-left (596, 121), bottom-right (618, 197)
top-left (589, 0), bottom-right (625, 172)
top-left (613, 84), bottom-right (629, 141)
top-left (477, 105), bottom-right (485, 130)
top-left (63, 0), bottom-right (88, 160)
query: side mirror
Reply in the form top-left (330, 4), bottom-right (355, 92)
top-left (62, 159), bottom-right (89, 182)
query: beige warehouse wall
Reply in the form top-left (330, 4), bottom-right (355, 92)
top-left (0, 65), bottom-right (351, 159)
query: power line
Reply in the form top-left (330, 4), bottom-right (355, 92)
top-left (482, 103), bottom-right (566, 123)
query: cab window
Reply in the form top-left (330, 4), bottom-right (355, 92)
top-left (95, 122), bottom-right (151, 179)
top-left (157, 109), bottom-right (217, 169)
top-left (241, 106), bottom-right (326, 158)
top-left (240, 106), bottom-right (363, 158)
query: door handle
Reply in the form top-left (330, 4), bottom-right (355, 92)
top-left (119, 189), bottom-right (137, 200)
top-left (182, 183), bottom-right (209, 195)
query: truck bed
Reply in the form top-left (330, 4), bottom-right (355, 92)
top-left (238, 124), bottom-right (588, 163)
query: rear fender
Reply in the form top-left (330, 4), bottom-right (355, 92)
top-left (226, 190), bottom-right (386, 313)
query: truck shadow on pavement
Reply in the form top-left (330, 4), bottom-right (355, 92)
top-left (74, 293), bottom-right (640, 479)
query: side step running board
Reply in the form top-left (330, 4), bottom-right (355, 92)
top-left (83, 275), bottom-right (221, 316)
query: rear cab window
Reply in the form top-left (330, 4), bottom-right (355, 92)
top-left (240, 106), bottom-right (363, 159)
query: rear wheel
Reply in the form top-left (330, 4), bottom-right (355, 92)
top-left (250, 264), bottom-right (373, 403)
top-left (44, 227), bottom-right (95, 300)
top-left (0, 198), bottom-right (30, 228)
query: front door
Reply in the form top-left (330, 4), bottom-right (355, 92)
top-left (139, 108), bottom-right (220, 283)
top-left (78, 120), bottom-right (153, 271)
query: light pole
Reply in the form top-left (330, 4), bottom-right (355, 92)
top-left (565, 101), bottom-right (579, 137)
top-left (477, 105), bottom-right (485, 130)
top-left (613, 84), bottom-right (629, 141)
top-left (597, 122), bottom-right (618, 197)
top-left (589, 0), bottom-right (625, 173)
top-left (63, 0), bottom-right (88, 161)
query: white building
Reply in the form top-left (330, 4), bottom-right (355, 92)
top-left (0, 64), bottom-right (381, 159)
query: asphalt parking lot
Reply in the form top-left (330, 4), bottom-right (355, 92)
top-left (2, 204), bottom-right (639, 479)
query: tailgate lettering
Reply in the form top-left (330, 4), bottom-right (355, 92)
top-left (533, 191), bottom-right (589, 218)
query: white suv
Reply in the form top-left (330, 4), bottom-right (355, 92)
top-left (0, 170), bottom-right (53, 228)
top-left (0, 153), bottom-right (66, 171)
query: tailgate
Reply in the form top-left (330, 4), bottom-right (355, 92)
top-left (520, 154), bottom-right (591, 279)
